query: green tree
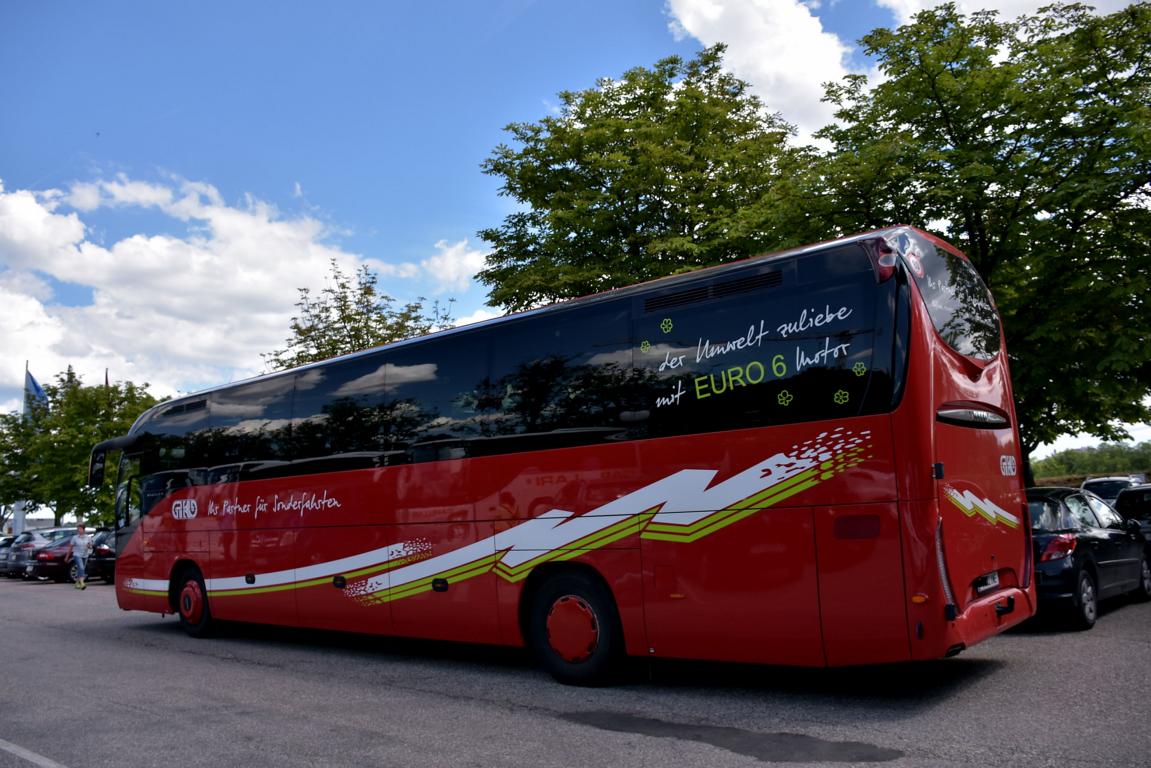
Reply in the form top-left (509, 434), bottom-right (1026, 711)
top-left (264, 258), bottom-right (455, 370)
top-left (816, 2), bottom-right (1151, 465)
top-left (0, 368), bottom-right (158, 527)
top-left (478, 45), bottom-right (820, 311)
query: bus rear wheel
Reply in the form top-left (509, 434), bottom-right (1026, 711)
top-left (527, 571), bottom-right (623, 686)
top-left (175, 568), bottom-right (214, 638)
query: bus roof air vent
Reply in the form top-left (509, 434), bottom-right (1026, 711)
top-left (644, 271), bottom-right (782, 313)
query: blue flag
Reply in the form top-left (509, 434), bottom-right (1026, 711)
top-left (24, 369), bottom-right (48, 414)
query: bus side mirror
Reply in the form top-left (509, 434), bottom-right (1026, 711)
top-left (88, 450), bottom-right (106, 488)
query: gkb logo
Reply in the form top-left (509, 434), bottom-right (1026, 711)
top-left (172, 499), bottom-right (198, 520)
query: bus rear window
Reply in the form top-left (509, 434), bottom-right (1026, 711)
top-left (906, 242), bottom-right (1001, 360)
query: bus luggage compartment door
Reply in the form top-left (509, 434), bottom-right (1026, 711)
top-left (641, 506), bottom-right (824, 666)
top-left (815, 502), bottom-right (909, 665)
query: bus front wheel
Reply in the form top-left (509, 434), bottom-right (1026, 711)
top-left (174, 568), bottom-right (214, 638)
top-left (527, 570), bottom-right (623, 686)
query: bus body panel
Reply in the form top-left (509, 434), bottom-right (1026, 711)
top-left (295, 524), bottom-right (394, 634)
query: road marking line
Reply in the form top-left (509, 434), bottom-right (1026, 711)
top-left (0, 738), bottom-right (70, 768)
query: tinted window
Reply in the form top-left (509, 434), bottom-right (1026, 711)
top-left (382, 333), bottom-right (490, 462)
top-left (483, 301), bottom-right (633, 452)
top-left (290, 353), bottom-right (401, 469)
top-left (902, 234), bottom-right (1001, 360)
top-left (205, 376), bottom-right (295, 469)
top-left (137, 398), bottom-right (211, 475)
top-left (633, 250), bottom-right (889, 438)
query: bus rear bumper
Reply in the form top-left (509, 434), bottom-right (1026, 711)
top-left (945, 587), bottom-right (1033, 654)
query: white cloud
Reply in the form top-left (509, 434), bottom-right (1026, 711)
top-left (0, 181), bottom-right (87, 269)
top-left (420, 238), bottom-right (489, 294)
top-left (0, 174), bottom-right (480, 409)
top-left (453, 307), bottom-right (503, 328)
top-left (666, 0), bottom-right (855, 139)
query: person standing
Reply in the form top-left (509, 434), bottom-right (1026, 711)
top-left (68, 523), bottom-right (94, 590)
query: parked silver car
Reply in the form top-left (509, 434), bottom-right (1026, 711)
top-left (1081, 477), bottom-right (1142, 505)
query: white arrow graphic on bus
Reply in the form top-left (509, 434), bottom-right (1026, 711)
top-left (943, 485), bottom-right (1020, 529)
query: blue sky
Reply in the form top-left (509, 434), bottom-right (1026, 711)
top-left (0, 0), bottom-right (1141, 456)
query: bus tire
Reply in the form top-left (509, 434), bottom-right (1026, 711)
top-left (527, 570), bottom-right (623, 686)
top-left (1069, 568), bottom-right (1097, 630)
top-left (174, 567), bottom-right (214, 638)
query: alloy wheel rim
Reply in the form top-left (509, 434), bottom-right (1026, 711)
top-left (1081, 577), bottom-right (1096, 622)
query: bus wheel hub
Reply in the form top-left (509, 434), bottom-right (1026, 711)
top-left (546, 595), bottom-right (598, 663)
top-left (180, 581), bottom-right (203, 624)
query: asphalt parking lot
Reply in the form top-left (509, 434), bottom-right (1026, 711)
top-left (1, 576), bottom-right (1149, 768)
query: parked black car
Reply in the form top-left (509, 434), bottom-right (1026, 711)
top-left (1027, 487), bottom-right (1151, 629)
top-left (1114, 484), bottom-right (1151, 554)
top-left (86, 529), bottom-right (117, 583)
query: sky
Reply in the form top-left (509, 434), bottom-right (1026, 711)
top-left (0, 0), bottom-right (1143, 459)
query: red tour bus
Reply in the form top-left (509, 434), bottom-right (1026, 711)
top-left (88, 226), bottom-right (1034, 684)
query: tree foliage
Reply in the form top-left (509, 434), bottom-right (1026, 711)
top-left (816, 2), bottom-right (1151, 456)
top-left (1033, 441), bottom-right (1151, 481)
top-left (0, 369), bottom-right (158, 528)
top-left (478, 45), bottom-right (821, 311)
top-left (264, 258), bottom-right (454, 371)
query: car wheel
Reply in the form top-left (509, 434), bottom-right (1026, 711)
top-left (527, 570), bottom-right (624, 686)
top-left (1070, 569), bottom-right (1098, 630)
top-left (174, 567), bottom-right (214, 638)
top-left (68, 562), bottom-right (80, 583)
top-left (1133, 557), bottom-right (1151, 603)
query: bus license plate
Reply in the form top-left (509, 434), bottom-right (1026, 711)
top-left (975, 571), bottom-right (1000, 595)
